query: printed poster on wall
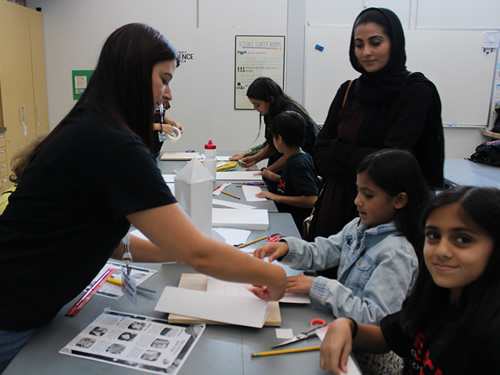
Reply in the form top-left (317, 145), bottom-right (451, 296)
top-left (234, 35), bottom-right (285, 109)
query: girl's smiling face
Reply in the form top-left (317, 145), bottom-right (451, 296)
top-left (354, 22), bottom-right (391, 73)
top-left (424, 202), bottom-right (494, 303)
top-left (248, 98), bottom-right (271, 115)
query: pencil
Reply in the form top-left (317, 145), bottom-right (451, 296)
top-left (238, 236), bottom-right (267, 248)
top-left (106, 277), bottom-right (156, 293)
top-left (251, 346), bottom-right (320, 358)
top-left (221, 191), bottom-right (240, 199)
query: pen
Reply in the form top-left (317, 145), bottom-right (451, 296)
top-left (238, 236), bottom-right (267, 248)
top-left (106, 277), bottom-right (156, 293)
top-left (237, 182), bottom-right (265, 186)
top-left (221, 191), bottom-right (240, 199)
top-left (251, 346), bottom-right (320, 358)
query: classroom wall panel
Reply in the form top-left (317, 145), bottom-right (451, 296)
top-left (26, 0), bottom-right (288, 153)
top-left (417, 0), bottom-right (500, 29)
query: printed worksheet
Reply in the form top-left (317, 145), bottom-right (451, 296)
top-left (60, 310), bottom-right (205, 375)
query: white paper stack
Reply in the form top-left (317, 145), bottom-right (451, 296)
top-left (212, 208), bottom-right (269, 230)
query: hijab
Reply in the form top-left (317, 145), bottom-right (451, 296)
top-left (346, 8), bottom-right (444, 188)
top-left (349, 8), bottom-right (410, 101)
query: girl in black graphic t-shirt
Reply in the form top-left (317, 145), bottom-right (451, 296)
top-left (319, 185), bottom-right (500, 374)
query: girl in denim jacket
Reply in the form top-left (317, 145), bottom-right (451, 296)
top-left (254, 149), bottom-right (429, 324)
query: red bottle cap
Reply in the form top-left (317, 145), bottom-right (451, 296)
top-left (205, 140), bottom-right (216, 149)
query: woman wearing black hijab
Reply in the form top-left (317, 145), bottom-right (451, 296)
top-left (310, 8), bottom-right (444, 242)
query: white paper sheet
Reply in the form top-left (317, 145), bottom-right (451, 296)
top-left (316, 326), bottom-right (363, 375)
top-left (242, 185), bottom-right (267, 202)
top-left (212, 208), bottom-right (269, 230)
top-left (212, 227), bottom-right (251, 246)
top-left (207, 278), bottom-right (310, 305)
top-left (212, 198), bottom-right (256, 210)
top-left (162, 174), bottom-right (176, 183)
top-left (154, 286), bottom-right (269, 328)
top-left (216, 171), bottom-right (263, 181)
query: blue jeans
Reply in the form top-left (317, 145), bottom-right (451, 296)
top-left (0, 328), bottom-right (37, 373)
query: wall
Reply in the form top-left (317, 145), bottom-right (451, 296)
top-left (26, 0), bottom-right (500, 158)
top-left (302, 0), bottom-right (500, 158)
top-left (25, 0), bottom-right (288, 153)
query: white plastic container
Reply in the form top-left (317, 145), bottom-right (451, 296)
top-left (204, 140), bottom-right (217, 179)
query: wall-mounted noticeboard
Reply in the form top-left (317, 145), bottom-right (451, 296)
top-left (234, 35), bottom-right (285, 109)
top-left (72, 70), bottom-right (93, 100)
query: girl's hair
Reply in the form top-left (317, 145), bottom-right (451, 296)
top-left (401, 186), bottom-right (500, 352)
top-left (19, 23), bottom-right (179, 175)
top-left (246, 77), bottom-right (313, 137)
top-left (269, 111), bottom-right (306, 148)
top-left (356, 149), bottom-right (430, 253)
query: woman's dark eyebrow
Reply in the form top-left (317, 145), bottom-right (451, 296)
top-left (367, 35), bottom-right (384, 41)
top-left (354, 35), bottom-right (384, 42)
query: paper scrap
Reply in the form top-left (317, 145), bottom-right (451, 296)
top-left (276, 328), bottom-right (294, 339)
top-left (212, 227), bottom-right (251, 246)
top-left (213, 183), bottom-right (231, 196)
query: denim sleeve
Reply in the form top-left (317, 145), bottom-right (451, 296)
top-left (280, 231), bottom-right (345, 270)
top-left (309, 245), bottom-right (418, 325)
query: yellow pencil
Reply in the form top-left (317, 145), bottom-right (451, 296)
top-left (251, 346), bottom-right (320, 358)
top-left (238, 236), bottom-right (267, 248)
top-left (221, 191), bottom-right (240, 199)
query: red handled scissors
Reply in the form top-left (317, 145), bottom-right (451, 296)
top-left (267, 233), bottom-right (285, 242)
top-left (271, 318), bottom-right (329, 348)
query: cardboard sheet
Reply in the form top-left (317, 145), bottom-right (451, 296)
top-left (160, 152), bottom-right (200, 161)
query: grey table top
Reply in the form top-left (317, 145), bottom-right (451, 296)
top-left (444, 158), bottom-right (500, 188)
top-left (5, 213), bottom-right (331, 375)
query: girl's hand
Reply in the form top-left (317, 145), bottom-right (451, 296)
top-left (229, 151), bottom-right (247, 161)
top-left (261, 168), bottom-right (280, 181)
top-left (256, 191), bottom-right (276, 200)
top-left (320, 318), bottom-right (353, 375)
top-left (240, 155), bottom-right (257, 168)
top-left (286, 273), bottom-right (314, 294)
top-left (253, 242), bottom-right (289, 262)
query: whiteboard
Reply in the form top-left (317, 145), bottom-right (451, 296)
top-left (304, 26), bottom-right (498, 127)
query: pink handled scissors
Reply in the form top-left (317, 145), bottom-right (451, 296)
top-left (271, 318), bottom-right (328, 348)
top-left (267, 233), bottom-right (285, 242)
